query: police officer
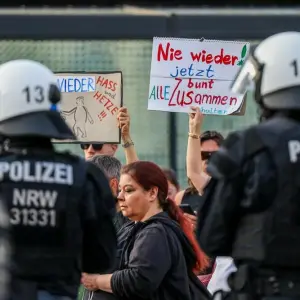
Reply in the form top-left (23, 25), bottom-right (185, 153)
top-left (0, 200), bottom-right (11, 300)
top-left (0, 59), bottom-right (117, 300)
top-left (197, 31), bottom-right (300, 300)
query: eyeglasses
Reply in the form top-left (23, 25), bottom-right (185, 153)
top-left (201, 151), bottom-right (216, 161)
top-left (80, 143), bottom-right (104, 151)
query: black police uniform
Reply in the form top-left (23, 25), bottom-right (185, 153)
top-left (0, 139), bottom-right (117, 300)
top-left (0, 199), bottom-right (11, 300)
top-left (197, 115), bottom-right (300, 299)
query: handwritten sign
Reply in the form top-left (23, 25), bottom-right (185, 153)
top-left (148, 37), bottom-right (250, 115)
top-left (54, 72), bottom-right (122, 143)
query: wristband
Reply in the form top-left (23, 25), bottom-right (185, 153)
top-left (188, 132), bottom-right (200, 139)
top-left (122, 141), bottom-right (134, 148)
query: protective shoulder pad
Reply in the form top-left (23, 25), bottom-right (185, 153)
top-left (222, 131), bottom-right (241, 149)
top-left (67, 156), bottom-right (87, 188)
top-left (243, 126), bottom-right (265, 158)
top-left (207, 127), bottom-right (266, 179)
top-left (207, 131), bottom-right (243, 179)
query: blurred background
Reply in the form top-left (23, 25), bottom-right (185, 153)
top-left (0, 3), bottom-right (299, 186)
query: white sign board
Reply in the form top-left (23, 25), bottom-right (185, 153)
top-left (55, 72), bottom-right (122, 143)
top-left (148, 37), bottom-right (250, 115)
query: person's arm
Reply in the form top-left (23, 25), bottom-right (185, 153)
top-left (111, 226), bottom-right (172, 298)
top-left (80, 163), bottom-right (117, 273)
top-left (122, 134), bottom-right (138, 164)
top-left (82, 226), bottom-right (172, 296)
top-left (186, 107), bottom-right (210, 193)
top-left (186, 134), bottom-right (203, 187)
top-left (117, 107), bottom-right (139, 164)
top-left (81, 223), bottom-right (136, 293)
top-left (81, 273), bottom-right (113, 293)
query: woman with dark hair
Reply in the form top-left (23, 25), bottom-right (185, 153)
top-left (175, 129), bottom-right (224, 213)
top-left (82, 161), bottom-right (211, 300)
top-left (162, 168), bottom-right (180, 201)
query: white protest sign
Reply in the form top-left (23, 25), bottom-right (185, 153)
top-left (54, 72), bottom-right (122, 143)
top-left (148, 37), bottom-right (250, 115)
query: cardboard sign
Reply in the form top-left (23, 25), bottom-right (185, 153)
top-left (54, 72), bottom-right (122, 143)
top-left (148, 37), bottom-right (250, 115)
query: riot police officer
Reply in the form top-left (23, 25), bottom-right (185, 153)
top-left (197, 31), bottom-right (300, 300)
top-left (0, 199), bottom-right (11, 300)
top-left (0, 59), bottom-right (117, 300)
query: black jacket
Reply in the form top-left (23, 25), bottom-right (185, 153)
top-left (198, 116), bottom-right (300, 269)
top-left (83, 221), bottom-right (136, 300)
top-left (0, 144), bottom-right (117, 299)
top-left (0, 199), bottom-right (10, 300)
top-left (113, 211), bottom-right (130, 233)
top-left (110, 212), bottom-right (211, 300)
top-left (197, 121), bottom-right (277, 258)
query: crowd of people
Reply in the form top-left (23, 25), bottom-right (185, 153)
top-left (2, 31), bottom-right (300, 300)
top-left (77, 106), bottom-right (235, 300)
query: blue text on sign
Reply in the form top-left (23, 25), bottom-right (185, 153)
top-left (56, 76), bottom-right (96, 93)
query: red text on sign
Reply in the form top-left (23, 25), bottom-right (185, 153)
top-left (187, 79), bottom-right (215, 89)
top-left (98, 110), bottom-right (107, 121)
top-left (157, 43), bottom-right (183, 62)
top-left (168, 78), bottom-right (237, 107)
top-left (96, 76), bottom-right (117, 92)
top-left (93, 91), bottom-right (119, 115)
top-left (190, 49), bottom-right (238, 66)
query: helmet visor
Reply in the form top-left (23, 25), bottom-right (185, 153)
top-left (230, 56), bottom-right (259, 95)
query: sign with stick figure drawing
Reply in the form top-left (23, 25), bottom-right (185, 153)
top-left (54, 72), bottom-right (123, 143)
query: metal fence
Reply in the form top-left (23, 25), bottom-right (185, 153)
top-left (1, 7), bottom-right (300, 186)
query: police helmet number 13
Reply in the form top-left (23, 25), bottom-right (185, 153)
top-left (23, 85), bottom-right (45, 104)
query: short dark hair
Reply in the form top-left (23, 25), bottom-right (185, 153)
top-left (200, 130), bottom-right (224, 146)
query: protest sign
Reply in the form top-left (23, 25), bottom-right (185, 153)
top-left (148, 37), bottom-right (250, 115)
top-left (54, 72), bottom-right (122, 143)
